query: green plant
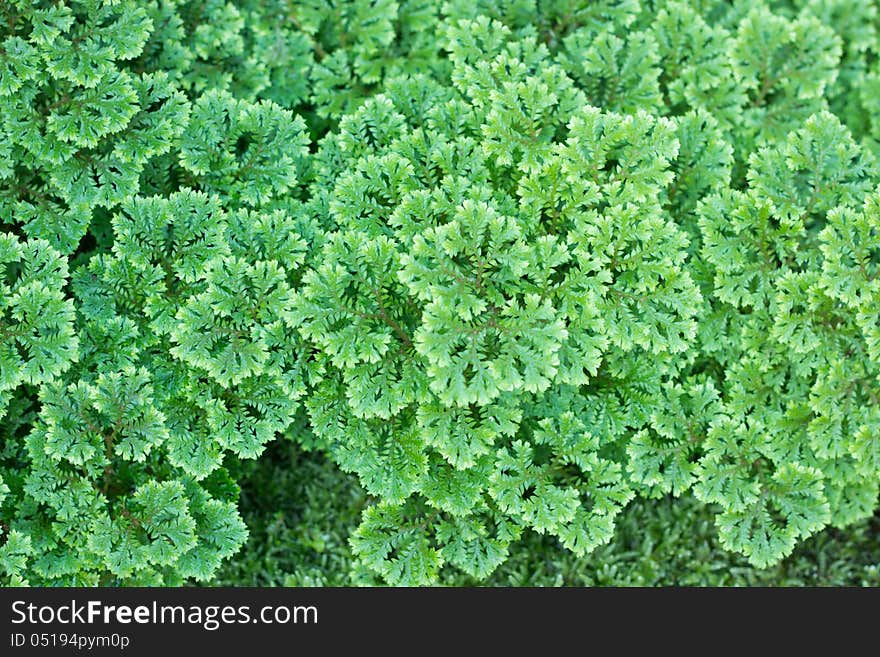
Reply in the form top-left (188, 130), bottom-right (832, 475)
top-left (1, 0), bottom-right (878, 586)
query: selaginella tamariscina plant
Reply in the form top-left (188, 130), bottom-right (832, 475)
top-left (694, 112), bottom-right (880, 567)
top-left (0, 0), bottom-right (348, 585)
top-left (298, 5), bottom-right (880, 583)
top-left (2, 0), bottom-right (880, 586)
top-left (298, 16), bottom-right (702, 584)
top-left (0, 0), bottom-right (449, 585)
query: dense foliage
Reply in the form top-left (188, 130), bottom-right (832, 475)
top-left (218, 441), bottom-right (880, 586)
top-left (1, 0), bottom-right (878, 586)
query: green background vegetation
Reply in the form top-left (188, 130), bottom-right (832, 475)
top-left (2, 0), bottom-right (880, 585)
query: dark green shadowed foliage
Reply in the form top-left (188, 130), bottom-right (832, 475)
top-left (2, 0), bottom-right (879, 586)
